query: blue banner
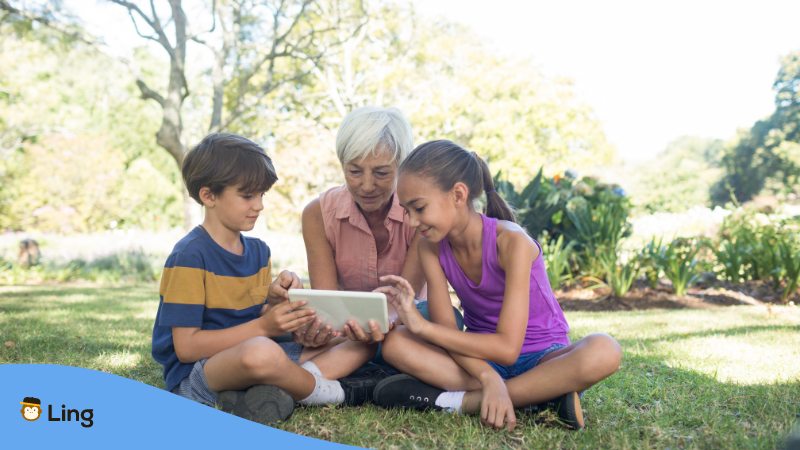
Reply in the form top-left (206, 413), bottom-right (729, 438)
top-left (2, 364), bottom-right (356, 449)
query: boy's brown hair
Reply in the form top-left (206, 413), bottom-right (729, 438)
top-left (182, 133), bottom-right (278, 204)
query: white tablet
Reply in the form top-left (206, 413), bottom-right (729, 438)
top-left (288, 289), bottom-right (390, 334)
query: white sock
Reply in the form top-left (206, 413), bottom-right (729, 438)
top-left (434, 391), bottom-right (465, 413)
top-left (298, 361), bottom-right (345, 406)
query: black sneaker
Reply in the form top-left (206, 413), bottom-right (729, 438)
top-left (372, 374), bottom-right (444, 411)
top-left (339, 363), bottom-right (391, 406)
top-left (216, 384), bottom-right (294, 425)
top-left (521, 391), bottom-right (585, 430)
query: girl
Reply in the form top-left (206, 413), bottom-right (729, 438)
top-left (374, 140), bottom-right (622, 431)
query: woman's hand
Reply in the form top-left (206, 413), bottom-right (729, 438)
top-left (479, 373), bottom-right (517, 431)
top-left (342, 319), bottom-right (393, 343)
top-left (267, 270), bottom-right (302, 304)
top-left (375, 275), bottom-right (427, 335)
top-left (293, 318), bottom-right (338, 348)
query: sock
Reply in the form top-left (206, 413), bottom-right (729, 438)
top-left (434, 391), bottom-right (465, 413)
top-left (298, 361), bottom-right (345, 406)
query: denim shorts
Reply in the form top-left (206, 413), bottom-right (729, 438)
top-left (488, 343), bottom-right (566, 379)
top-left (171, 340), bottom-right (302, 406)
top-left (372, 300), bottom-right (464, 366)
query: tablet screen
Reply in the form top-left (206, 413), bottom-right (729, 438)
top-left (288, 289), bottom-right (389, 333)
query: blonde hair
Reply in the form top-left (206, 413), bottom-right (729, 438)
top-left (335, 106), bottom-right (413, 165)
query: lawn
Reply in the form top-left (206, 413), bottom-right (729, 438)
top-left (1, 283), bottom-right (798, 449)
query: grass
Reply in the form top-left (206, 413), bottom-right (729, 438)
top-left (1, 283), bottom-right (799, 449)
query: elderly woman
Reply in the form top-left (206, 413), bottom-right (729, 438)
top-left (298, 106), bottom-right (427, 350)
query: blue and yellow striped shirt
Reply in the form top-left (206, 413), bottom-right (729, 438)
top-left (151, 226), bottom-right (272, 391)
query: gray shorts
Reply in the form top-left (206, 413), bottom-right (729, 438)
top-left (171, 341), bottom-right (303, 406)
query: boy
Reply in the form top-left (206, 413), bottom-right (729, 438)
top-left (152, 133), bottom-right (375, 425)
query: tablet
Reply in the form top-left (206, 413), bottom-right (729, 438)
top-left (288, 289), bottom-right (389, 333)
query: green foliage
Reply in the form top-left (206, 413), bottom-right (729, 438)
top-left (0, 32), bottom-right (181, 232)
top-left (0, 250), bottom-right (160, 284)
top-left (495, 169), bottom-right (631, 277)
top-left (630, 136), bottom-right (724, 213)
top-left (656, 238), bottom-right (702, 296)
top-left (712, 50), bottom-right (800, 205)
top-left (539, 233), bottom-right (575, 290)
top-left (597, 251), bottom-right (640, 298)
top-left (777, 236), bottom-right (800, 302)
top-left (494, 168), bottom-right (564, 239)
top-left (712, 213), bottom-right (800, 299)
top-left (563, 194), bottom-right (631, 277)
top-left (638, 237), bottom-right (664, 289)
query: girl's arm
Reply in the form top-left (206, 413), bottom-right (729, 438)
top-left (399, 230), bottom-right (425, 296)
top-left (388, 228), bottom-right (536, 365)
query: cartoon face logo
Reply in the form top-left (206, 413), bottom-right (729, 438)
top-left (20, 397), bottom-right (42, 421)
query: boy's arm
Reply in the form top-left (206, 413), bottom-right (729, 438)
top-left (172, 300), bottom-right (315, 363)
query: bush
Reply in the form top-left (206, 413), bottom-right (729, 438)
top-left (495, 168), bottom-right (631, 278)
top-left (0, 250), bottom-right (161, 284)
top-left (657, 238), bottom-right (702, 296)
top-left (539, 233), bottom-right (574, 290)
top-left (597, 251), bottom-right (640, 298)
top-left (638, 237), bottom-right (664, 289)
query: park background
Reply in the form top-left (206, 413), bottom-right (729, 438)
top-left (1, 1), bottom-right (799, 448)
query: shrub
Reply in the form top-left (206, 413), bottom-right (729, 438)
top-left (638, 237), bottom-right (664, 289)
top-left (657, 238), bottom-right (702, 296)
top-left (495, 168), bottom-right (631, 278)
top-left (597, 251), bottom-right (640, 298)
top-left (539, 233), bottom-right (574, 290)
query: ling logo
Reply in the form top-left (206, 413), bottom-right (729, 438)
top-left (20, 397), bottom-right (42, 421)
top-left (19, 396), bottom-right (94, 428)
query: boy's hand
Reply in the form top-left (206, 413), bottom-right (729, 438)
top-left (268, 270), bottom-right (302, 304)
top-left (260, 300), bottom-right (315, 336)
top-left (375, 275), bottom-right (426, 334)
top-left (480, 374), bottom-right (517, 431)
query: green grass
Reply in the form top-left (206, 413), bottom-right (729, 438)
top-left (1, 284), bottom-right (799, 449)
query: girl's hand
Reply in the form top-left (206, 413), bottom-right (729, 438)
top-left (268, 270), bottom-right (302, 304)
top-left (260, 300), bottom-right (316, 336)
top-left (293, 318), bottom-right (338, 348)
top-left (480, 374), bottom-right (517, 431)
top-left (375, 275), bottom-right (427, 334)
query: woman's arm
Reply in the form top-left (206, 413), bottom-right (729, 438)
top-left (301, 198), bottom-right (339, 290)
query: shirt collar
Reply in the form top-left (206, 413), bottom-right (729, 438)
top-left (335, 189), bottom-right (406, 224)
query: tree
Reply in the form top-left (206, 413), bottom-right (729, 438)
top-left (712, 50), bottom-right (800, 205)
top-left (107, 0), bottom-right (365, 226)
top-left (630, 136), bottom-right (724, 213)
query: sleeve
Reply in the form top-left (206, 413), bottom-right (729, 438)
top-left (157, 250), bottom-right (206, 328)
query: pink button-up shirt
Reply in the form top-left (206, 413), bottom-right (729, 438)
top-left (319, 185), bottom-right (415, 292)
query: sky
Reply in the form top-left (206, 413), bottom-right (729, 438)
top-left (73, 0), bottom-right (800, 164)
top-left (415, 0), bottom-right (800, 163)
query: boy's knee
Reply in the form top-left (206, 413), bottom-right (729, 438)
top-left (239, 337), bottom-right (289, 378)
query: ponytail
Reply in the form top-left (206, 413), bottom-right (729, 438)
top-left (400, 140), bottom-right (516, 223)
top-left (472, 152), bottom-right (516, 223)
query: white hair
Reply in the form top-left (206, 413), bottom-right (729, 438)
top-left (335, 106), bottom-right (413, 165)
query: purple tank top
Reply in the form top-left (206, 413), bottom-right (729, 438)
top-left (438, 214), bottom-right (570, 353)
